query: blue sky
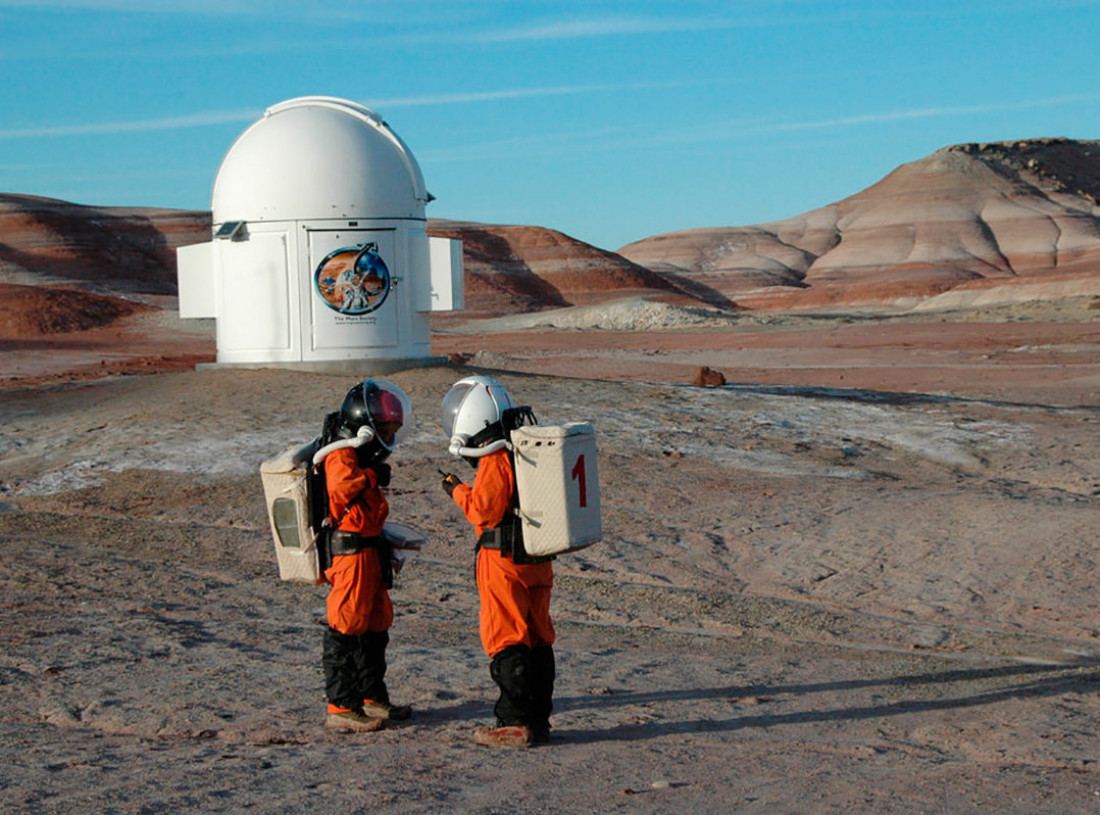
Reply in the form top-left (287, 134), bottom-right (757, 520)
top-left (2, 0), bottom-right (1098, 251)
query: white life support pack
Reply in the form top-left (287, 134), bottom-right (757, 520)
top-left (259, 444), bottom-right (428, 584)
top-left (259, 445), bottom-right (321, 584)
top-left (510, 422), bottom-right (602, 557)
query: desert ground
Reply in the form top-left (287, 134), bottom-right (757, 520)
top-left (2, 299), bottom-right (1100, 813)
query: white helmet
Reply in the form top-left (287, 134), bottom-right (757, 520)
top-left (441, 375), bottom-right (515, 458)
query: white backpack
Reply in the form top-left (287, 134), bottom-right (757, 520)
top-left (510, 422), bottom-right (602, 558)
top-left (259, 445), bottom-right (324, 583)
top-left (259, 442), bottom-right (426, 584)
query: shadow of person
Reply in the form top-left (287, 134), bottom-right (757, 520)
top-left (548, 660), bottom-right (1100, 745)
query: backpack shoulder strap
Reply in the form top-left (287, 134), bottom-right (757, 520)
top-left (332, 484), bottom-right (367, 529)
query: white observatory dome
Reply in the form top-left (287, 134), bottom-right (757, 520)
top-left (211, 96), bottom-right (430, 223)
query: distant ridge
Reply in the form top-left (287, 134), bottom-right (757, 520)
top-left (0, 196), bottom-right (703, 334)
top-left (0, 194), bottom-right (210, 338)
top-left (425, 220), bottom-right (712, 317)
top-left (0, 193), bottom-right (210, 294)
top-left (618, 138), bottom-right (1100, 311)
top-left (4, 137), bottom-right (1100, 335)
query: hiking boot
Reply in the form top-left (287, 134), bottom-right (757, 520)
top-left (473, 724), bottom-right (532, 748)
top-left (325, 709), bottom-right (385, 732)
top-left (362, 700), bottom-right (412, 721)
top-left (531, 724), bottom-right (551, 745)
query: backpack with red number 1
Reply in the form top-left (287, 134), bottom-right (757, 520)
top-left (510, 422), bottom-right (601, 557)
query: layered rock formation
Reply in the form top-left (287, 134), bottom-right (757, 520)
top-left (0, 196), bottom-right (696, 336)
top-left (618, 138), bottom-right (1100, 310)
top-left (0, 194), bottom-right (210, 293)
top-left (425, 220), bottom-right (694, 316)
top-left (0, 194), bottom-right (210, 337)
top-left (5, 137), bottom-right (1100, 339)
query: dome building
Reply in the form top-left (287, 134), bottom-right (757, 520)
top-left (177, 96), bottom-right (463, 371)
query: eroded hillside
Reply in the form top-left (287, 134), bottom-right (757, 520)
top-left (618, 138), bottom-right (1100, 310)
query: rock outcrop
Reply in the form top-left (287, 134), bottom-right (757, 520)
top-left (426, 220), bottom-right (695, 316)
top-left (618, 138), bottom-right (1100, 310)
top-left (0, 193), bottom-right (210, 294)
top-left (690, 365), bottom-right (727, 387)
top-left (0, 282), bottom-right (148, 339)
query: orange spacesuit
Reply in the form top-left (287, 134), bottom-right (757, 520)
top-left (323, 447), bottom-right (392, 636)
top-left (319, 379), bottom-right (412, 733)
top-left (451, 449), bottom-right (555, 657)
top-left (448, 446), bottom-right (556, 745)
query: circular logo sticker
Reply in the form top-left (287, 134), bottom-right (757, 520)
top-left (314, 242), bottom-right (391, 315)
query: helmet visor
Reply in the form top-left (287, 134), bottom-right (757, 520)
top-left (440, 383), bottom-right (475, 440)
top-left (369, 388), bottom-right (404, 427)
top-left (364, 381), bottom-right (412, 449)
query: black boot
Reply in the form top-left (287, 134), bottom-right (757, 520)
top-left (529, 645), bottom-right (555, 743)
top-left (355, 630), bottom-right (390, 706)
top-left (489, 644), bottom-right (535, 726)
top-left (322, 627), bottom-right (362, 712)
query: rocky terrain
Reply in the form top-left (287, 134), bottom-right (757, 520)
top-left (0, 193), bottom-right (208, 294)
top-left (0, 194), bottom-right (210, 343)
top-left (3, 354), bottom-right (1100, 814)
top-left (0, 196), bottom-right (696, 343)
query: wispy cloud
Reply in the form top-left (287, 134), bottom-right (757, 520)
top-left (0, 82), bottom-right (680, 140)
top-left (754, 92), bottom-right (1100, 135)
top-left (0, 0), bottom-right (295, 12)
top-left (371, 80), bottom-right (683, 109)
top-left (420, 91), bottom-right (1100, 164)
top-left (0, 0), bottom-right (435, 22)
top-left (465, 3), bottom-right (947, 45)
top-left (469, 2), bottom-right (1100, 45)
top-left (472, 15), bottom-right (732, 43)
top-left (0, 109), bottom-right (261, 139)
top-left (620, 92), bottom-right (1100, 150)
top-left (5, 84), bottom-right (1095, 150)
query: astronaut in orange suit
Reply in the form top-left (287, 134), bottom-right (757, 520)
top-left (321, 379), bottom-right (413, 733)
top-left (441, 375), bottom-right (555, 748)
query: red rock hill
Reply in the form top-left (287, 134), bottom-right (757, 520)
top-left (0, 197), bottom-right (703, 336)
top-left (426, 220), bottom-right (697, 317)
top-left (0, 194), bottom-right (210, 338)
top-left (6, 137), bottom-right (1100, 338)
top-left (0, 193), bottom-right (210, 293)
top-left (618, 138), bottom-right (1100, 310)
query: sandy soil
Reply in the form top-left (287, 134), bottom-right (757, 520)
top-left (2, 301), bottom-right (1100, 813)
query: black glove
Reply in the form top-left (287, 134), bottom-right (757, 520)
top-left (441, 472), bottom-right (461, 496)
top-left (372, 462), bottom-right (392, 488)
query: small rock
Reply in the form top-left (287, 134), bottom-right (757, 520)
top-left (691, 366), bottom-right (726, 387)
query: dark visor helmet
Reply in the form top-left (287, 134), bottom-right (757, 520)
top-left (338, 379), bottom-right (412, 457)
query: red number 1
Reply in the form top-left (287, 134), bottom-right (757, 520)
top-left (571, 454), bottom-right (588, 507)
